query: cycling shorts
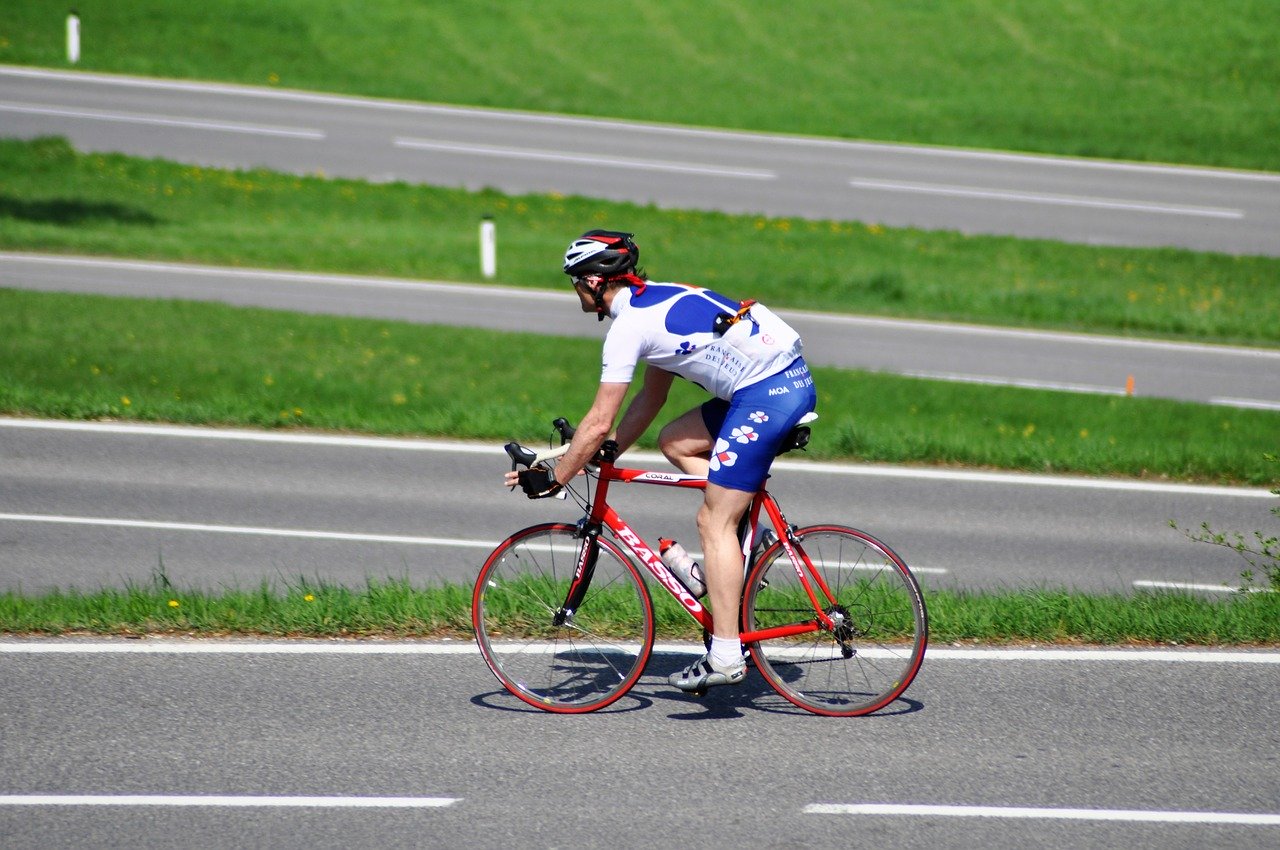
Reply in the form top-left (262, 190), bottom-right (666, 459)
top-left (700, 357), bottom-right (817, 493)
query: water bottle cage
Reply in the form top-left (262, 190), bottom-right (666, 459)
top-left (712, 299), bottom-right (757, 336)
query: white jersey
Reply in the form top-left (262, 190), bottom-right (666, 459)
top-left (600, 282), bottom-right (803, 399)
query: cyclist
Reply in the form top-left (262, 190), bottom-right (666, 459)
top-left (506, 229), bottom-right (817, 693)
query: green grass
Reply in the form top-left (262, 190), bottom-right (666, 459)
top-left (3, 577), bottom-right (1276, 646)
top-left (4, 138), bottom-right (1278, 346)
top-left (3, 1), bottom-right (1278, 170)
top-left (3, 287), bottom-right (1277, 485)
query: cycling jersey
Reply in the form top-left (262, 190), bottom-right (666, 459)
top-left (601, 283), bottom-right (803, 400)
top-left (601, 282), bottom-right (815, 492)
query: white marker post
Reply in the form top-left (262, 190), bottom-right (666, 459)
top-left (66, 11), bottom-right (81, 64)
top-left (479, 216), bottom-right (496, 279)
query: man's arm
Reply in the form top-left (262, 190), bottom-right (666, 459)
top-left (548, 381), bottom-right (631, 487)
top-left (612, 365), bottom-right (675, 455)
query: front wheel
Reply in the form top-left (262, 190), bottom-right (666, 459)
top-left (473, 523), bottom-right (655, 713)
top-left (742, 525), bottom-right (927, 717)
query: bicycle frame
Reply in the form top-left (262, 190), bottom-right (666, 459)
top-left (568, 457), bottom-right (840, 640)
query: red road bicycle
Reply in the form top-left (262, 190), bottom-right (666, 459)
top-left (472, 418), bottom-right (927, 716)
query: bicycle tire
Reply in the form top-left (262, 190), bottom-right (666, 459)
top-left (742, 524), bottom-right (927, 717)
top-left (473, 523), bottom-right (655, 713)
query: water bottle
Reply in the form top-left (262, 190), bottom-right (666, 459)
top-left (659, 538), bottom-right (706, 598)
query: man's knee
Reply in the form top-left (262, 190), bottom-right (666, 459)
top-left (659, 413), bottom-right (710, 465)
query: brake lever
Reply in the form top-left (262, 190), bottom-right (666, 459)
top-left (505, 441), bottom-right (540, 491)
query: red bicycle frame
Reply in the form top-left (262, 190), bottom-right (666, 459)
top-left (574, 457), bottom-right (840, 640)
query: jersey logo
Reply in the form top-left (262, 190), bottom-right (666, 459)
top-left (731, 425), bottom-right (759, 444)
top-left (748, 411), bottom-right (769, 423)
top-left (675, 340), bottom-right (697, 356)
top-left (710, 438), bottom-right (739, 471)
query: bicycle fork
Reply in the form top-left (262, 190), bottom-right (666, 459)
top-left (553, 519), bottom-right (601, 626)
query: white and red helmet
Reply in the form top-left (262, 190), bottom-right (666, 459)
top-left (563, 230), bottom-right (640, 279)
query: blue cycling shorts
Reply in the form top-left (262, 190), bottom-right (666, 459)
top-left (700, 357), bottom-right (817, 493)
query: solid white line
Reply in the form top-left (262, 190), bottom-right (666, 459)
top-left (0, 794), bottom-right (458, 808)
top-left (804, 803), bottom-right (1280, 825)
top-left (0, 251), bottom-right (576, 303)
top-left (6, 66), bottom-right (1279, 183)
top-left (901, 370), bottom-right (1127, 396)
top-left (1, 417), bottom-right (1271, 499)
top-left (0, 513), bottom-right (498, 549)
top-left (3, 641), bottom-right (1278, 662)
top-left (0, 101), bottom-right (324, 139)
top-left (394, 137), bottom-right (775, 179)
top-left (849, 177), bottom-right (1244, 219)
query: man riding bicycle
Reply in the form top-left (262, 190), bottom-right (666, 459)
top-left (505, 229), bottom-right (817, 693)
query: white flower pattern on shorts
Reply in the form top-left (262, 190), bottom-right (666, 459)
top-left (709, 438), bottom-right (738, 471)
top-left (731, 425), bottom-right (759, 444)
top-left (748, 411), bottom-right (769, 424)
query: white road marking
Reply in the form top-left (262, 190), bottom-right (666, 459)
top-left (393, 136), bottom-right (776, 179)
top-left (0, 513), bottom-right (498, 549)
top-left (0, 794), bottom-right (458, 808)
top-left (804, 803), bottom-right (1280, 825)
top-left (0, 512), bottom-right (951, 574)
top-left (6, 67), bottom-right (1279, 183)
top-left (2, 418), bottom-right (1269, 499)
top-left (0, 251), bottom-right (576, 301)
top-left (901, 370), bottom-right (1127, 396)
top-left (1133, 580), bottom-right (1267, 594)
top-left (849, 177), bottom-right (1244, 218)
top-left (2, 641), bottom-right (1278, 662)
top-left (0, 101), bottom-right (324, 139)
top-left (781, 306), bottom-right (1280, 359)
top-left (1210, 397), bottom-right (1280, 411)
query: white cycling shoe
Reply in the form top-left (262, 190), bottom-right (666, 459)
top-left (669, 653), bottom-right (747, 693)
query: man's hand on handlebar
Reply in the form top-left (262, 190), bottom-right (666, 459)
top-left (509, 465), bottom-right (563, 499)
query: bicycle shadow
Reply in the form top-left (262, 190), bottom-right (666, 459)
top-left (643, 651), bottom-right (925, 720)
top-left (470, 651), bottom-right (925, 719)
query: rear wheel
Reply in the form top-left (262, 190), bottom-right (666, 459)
top-left (742, 525), bottom-right (927, 716)
top-left (473, 523), bottom-right (654, 713)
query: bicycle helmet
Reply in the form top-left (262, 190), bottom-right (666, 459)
top-left (563, 230), bottom-right (640, 279)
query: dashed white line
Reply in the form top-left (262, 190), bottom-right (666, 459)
top-left (0, 794), bottom-right (458, 809)
top-left (1210, 397), bottom-right (1280, 412)
top-left (394, 136), bottom-right (776, 179)
top-left (901, 370), bottom-right (1127, 396)
top-left (1133, 580), bottom-right (1266, 594)
top-left (849, 177), bottom-right (1244, 218)
top-left (0, 513), bottom-right (498, 550)
top-left (0, 101), bottom-right (325, 139)
top-left (804, 803), bottom-right (1280, 825)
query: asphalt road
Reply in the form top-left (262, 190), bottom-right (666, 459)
top-left (2, 418), bottom-right (1269, 596)
top-left (3, 65), bottom-right (1279, 256)
top-left (2, 641), bottom-right (1278, 850)
top-left (5, 252), bottom-right (1278, 410)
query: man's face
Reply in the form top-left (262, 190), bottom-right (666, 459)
top-left (573, 276), bottom-right (602, 314)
